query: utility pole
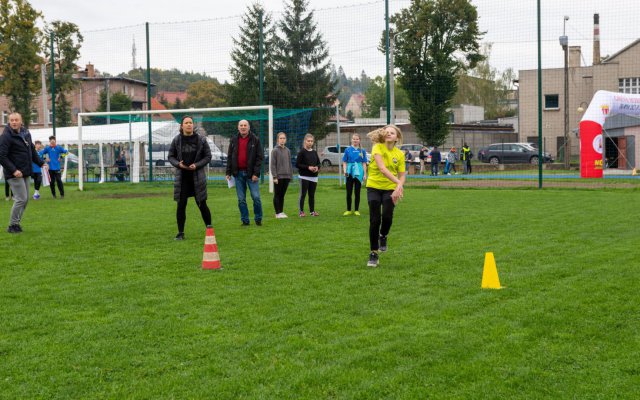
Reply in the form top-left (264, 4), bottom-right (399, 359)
top-left (560, 16), bottom-right (570, 169)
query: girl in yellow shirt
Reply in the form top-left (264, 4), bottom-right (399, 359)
top-left (365, 125), bottom-right (406, 267)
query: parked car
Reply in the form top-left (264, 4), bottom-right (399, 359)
top-left (477, 143), bottom-right (554, 165)
top-left (320, 145), bottom-right (370, 166)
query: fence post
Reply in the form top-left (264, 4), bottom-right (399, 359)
top-left (146, 22), bottom-right (153, 182)
top-left (50, 31), bottom-right (56, 138)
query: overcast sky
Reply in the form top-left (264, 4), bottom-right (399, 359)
top-left (27, 0), bottom-right (640, 83)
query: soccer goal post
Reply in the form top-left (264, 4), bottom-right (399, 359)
top-left (76, 105), bottom-right (274, 191)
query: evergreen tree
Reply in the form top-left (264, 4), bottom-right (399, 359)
top-left (271, 0), bottom-right (336, 140)
top-left (228, 2), bottom-right (276, 107)
top-left (44, 20), bottom-right (83, 128)
top-left (0, 0), bottom-right (43, 128)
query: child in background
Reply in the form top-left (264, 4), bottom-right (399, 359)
top-left (40, 136), bottom-right (68, 199)
top-left (342, 133), bottom-right (367, 216)
top-left (296, 133), bottom-right (321, 217)
top-left (270, 132), bottom-right (293, 218)
top-left (365, 125), bottom-right (406, 267)
top-left (31, 140), bottom-right (44, 199)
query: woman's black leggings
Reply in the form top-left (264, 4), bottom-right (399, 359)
top-left (176, 197), bottom-right (212, 233)
top-left (345, 176), bottom-right (362, 211)
top-left (273, 178), bottom-right (290, 214)
top-left (367, 188), bottom-right (395, 251)
top-left (299, 179), bottom-right (317, 213)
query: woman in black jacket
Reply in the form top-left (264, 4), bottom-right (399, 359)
top-left (168, 116), bottom-right (212, 240)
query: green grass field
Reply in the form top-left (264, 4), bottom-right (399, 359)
top-left (1, 182), bottom-right (639, 398)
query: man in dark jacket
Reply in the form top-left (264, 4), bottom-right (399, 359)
top-left (225, 120), bottom-right (264, 226)
top-left (0, 112), bottom-right (46, 233)
top-left (429, 146), bottom-right (441, 176)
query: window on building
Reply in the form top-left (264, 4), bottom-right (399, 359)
top-left (544, 94), bottom-right (559, 110)
top-left (48, 109), bottom-right (53, 124)
top-left (31, 110), bottom-right (38, 124)
top-left (1, 111), bottom-right (7, 125)
top-left (619, 77), bottom-right (640, 94)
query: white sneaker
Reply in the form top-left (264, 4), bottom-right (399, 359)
top-left (280, 213), bottom-right (288, 218)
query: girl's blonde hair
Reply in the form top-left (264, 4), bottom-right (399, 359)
top-left (367, 125), bottom-right (403, 145)
top-left (303, 133), bottom-right (314, 141)
top-left (276, 132), bottom-right (287, 140)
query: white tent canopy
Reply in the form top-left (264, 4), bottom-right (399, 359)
top-left (29, 120), bottom-right (180, 146)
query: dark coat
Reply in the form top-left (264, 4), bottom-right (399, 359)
top-left (0, 124), bottom-right (44, 178)
top-left (225, 132), bottom-right (263, 178)
top-left (168, 133), bottom-right (212, 202)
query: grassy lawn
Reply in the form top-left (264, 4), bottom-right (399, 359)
top-left (1, 182), bottom-right (639, 398)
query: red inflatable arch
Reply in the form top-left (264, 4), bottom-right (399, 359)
top-left (579, 90), bottom-right (640, 178)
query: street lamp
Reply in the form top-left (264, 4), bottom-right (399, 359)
top-left (577, 101), bottom-right (589, 113)
top-left (559, 16), bottom-right (570, 169)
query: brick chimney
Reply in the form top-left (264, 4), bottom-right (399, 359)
top-left (569, 46), bottom-right (581, 68)
top-left (85, 63), bottom-right (95, 78)
top-left (593, 14), bottom-right (601, 65)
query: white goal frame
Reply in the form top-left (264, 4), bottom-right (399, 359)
top-left (77, 105), bottom-right (274, 191)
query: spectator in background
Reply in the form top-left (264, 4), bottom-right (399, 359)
top-left (270, 132), bottom-right (293, 219)
top-left (446, 147), bottom-right (458, 175)
top-left (226, 119), bottom-right (263, 226)
top-left (296, 133), bottom-right (321, 217)
top-left (403, 148), bottom-right (413, 172)
top-left (40, 135), bottom-right (68, 199)
top-left (342, 133), bottom-right (367, 216)
top-left (114, 153), bottom-right (128, 182)
top-left (461, 143), bottom-right (472, 174)
top-left (168, 115), bottom-right (212, 240)
top-left (418, 145), bottom-right (430, 174)
top-left (429, 146), bottom-right (441, 176)
top-left (31, 140), bottom-right (44, 199)
top-left (0, 112), bottom-right (46, 233)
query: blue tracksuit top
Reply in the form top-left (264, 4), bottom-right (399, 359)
top-left (41, 145), bottom-right (68, 171)
top-left (342, 146), bottom-right (367, 164)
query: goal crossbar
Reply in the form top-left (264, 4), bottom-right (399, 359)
top-left (76, 105), bottom-right (274, 191)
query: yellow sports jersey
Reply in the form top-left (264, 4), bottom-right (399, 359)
top-left (366, 143), bottom-right (405, 190)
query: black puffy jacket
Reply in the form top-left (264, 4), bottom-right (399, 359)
top-left (0, 125), bottom-right (44, 178)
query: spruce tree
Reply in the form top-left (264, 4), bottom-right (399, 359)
top-left (228, 2), bottom-right (276, 107)
top-left (271, 0), bottom-right (336, 139)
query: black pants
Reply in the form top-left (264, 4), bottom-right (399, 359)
top-left (273, 178), bottom-right (290, 214)
top-left (299, 179), bottom-right (317, 213)
top-left (5, 181), bottom-right (11, 197)
top-left (176, 196), bottom-right (212, 233)
top-left (49, 170), bottom-right (64, 197)
top-left (367, 188), bottom-right (395, 251)
top-left (345, 176), bottom-right (362, 211)
top-left (32, 173), bottom-right (42, 191)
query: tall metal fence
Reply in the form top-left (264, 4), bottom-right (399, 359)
top-left (8, 0), bottom-right (640, 188)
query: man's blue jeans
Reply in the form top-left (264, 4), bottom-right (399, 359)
top-left (235, 171), bottom-right (262, 223)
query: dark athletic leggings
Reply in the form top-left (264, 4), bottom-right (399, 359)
top-left (299, 179), bottom-right (317, 213)
top-left (273, 178), bottom-right (290, 214)
top-left (32, 173), bottom-right (42, 191)
top-left (367, 188), bottom-right (395, 251)
top-left (49, 170), bottom-right (64, 196)
top-left (176, 196), bottom-right (212, 233)
top-left (345, 176), bottom-right (362, 211)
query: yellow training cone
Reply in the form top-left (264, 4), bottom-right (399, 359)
top-left (481, 252), bottom-right (503, 289)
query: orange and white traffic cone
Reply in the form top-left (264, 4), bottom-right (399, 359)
top-left (202, 226), bottom-right (221, 270)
